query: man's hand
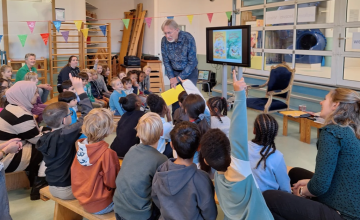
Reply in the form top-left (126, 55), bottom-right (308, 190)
top-left (69, 73), bottom-right (85, 95)
top-left (170, 77), bottom-right (178, 89)
top-left (232, 70), bottom-right (247, 91)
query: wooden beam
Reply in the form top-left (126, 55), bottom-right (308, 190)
top-left (2, 0), bottom-right (9, 55)
top-left (52, 0), bottom-right (55, 21)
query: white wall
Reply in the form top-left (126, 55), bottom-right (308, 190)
top-left (86, 0), bottom-right (135, 53)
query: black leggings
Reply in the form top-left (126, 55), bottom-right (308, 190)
top-left (163, 142), bottom-right (173, 159)
top-left (263, 167), bottom-right (343, 220)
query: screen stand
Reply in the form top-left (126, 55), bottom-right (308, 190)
top-left (222, 65), bottom-right (228, 98)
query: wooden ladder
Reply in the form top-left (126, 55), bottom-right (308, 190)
top-left (128, 4), bottom-right (147, 56)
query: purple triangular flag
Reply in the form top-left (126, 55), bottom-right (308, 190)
top-left (99, 25), bottom-right (107, 36)
top-left (61, 31), bottom-right (69, 43)
top-left (145, 17), bottom-right (152, 28)
top-left (167, 16), bottom-right (174, 20)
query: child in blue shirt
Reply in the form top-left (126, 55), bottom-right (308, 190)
top-left (109, 77), bottom-right (126, 116)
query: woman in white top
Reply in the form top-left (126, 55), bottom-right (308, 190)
top-left (207, 97), bottom-right (231, 137)
top-left (146, 94), bottom-right (174, 158)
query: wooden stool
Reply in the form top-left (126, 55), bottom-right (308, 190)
top-left (5, 171), bottom-right (30, 191)
top-left (304, 119), bottom-right (323, 144)
top-left (282, 115), bottom-right (307, 143)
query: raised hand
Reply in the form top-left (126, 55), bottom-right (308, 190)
top-left (69, 73), bottom-right (85, 94)
top-left (232, 70), bottom-right (247, 92)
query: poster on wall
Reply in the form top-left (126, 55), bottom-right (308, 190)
top-left (55, 8), bottom-right (65, 21)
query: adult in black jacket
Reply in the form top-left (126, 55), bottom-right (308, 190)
top-left (57, 56), bottom-right (80, 93)
top-left (110, 94), bottom-right (144, 158)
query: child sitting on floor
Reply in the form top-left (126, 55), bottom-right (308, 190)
top-left (199, 71), bottom-right (273, 220)
top-left (127, 70), bottom-right (139, 95)
top-left (109, 77), bottom-right (126, 116)
top-left (0, 65), bottom-right (13, 88)
top-left (248, 114), bottom-right (290, 193)
top-left (122, 77), bottom-right (134, 95)
top-left (173, 91), bottom-right (189, 125)
top-left (118, 71), bottom-right (126, 80)
top-left (152, 121), bottom-right (217, 220)
top-left (90, 69), bottom-right (109, 106)
top-left (71, 108), bottom-right (120, 215)
top-left (142, 65), bottom-right (152, 94)
top-left (24, 72), bottom-right (47, 123)
top-left (110, 94), bottom-right (144, 158)
top-left (0, 86), bottom-right (7, 112)
top-left (207, 97), bottom-right (230, 137)
top-left (113, 112), bottom-right (168, 220)
top-left (36, 74), bottom-right (93, 200)
top-left (146, 94), bottom-right (173, 158)
top-left (95, 64), bottom-right (112, 97)
top-left (78, 70), bottom-right (104, 108)
top-left (137, 71), bottom-right (148, 106)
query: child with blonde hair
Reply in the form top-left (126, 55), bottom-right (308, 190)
top-left (94, 63), bottom-right (112, 97)
top-left (109, 77), bottom-right (126, 116)
top-left (24, 72), bottom-right (47, 122)
top-left (0, 65), bottom-right (13, 88)
top-left (90, 69), bottom-right (109, 106)
top-left (113, 112), bottom-right (167, 220)
top-left (71, 108), bottom-right (120, 215)
top-left (142, 65), bottom-right (152, 94)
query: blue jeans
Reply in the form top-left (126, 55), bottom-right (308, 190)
top-left (93, 202), bottom-right (114, 215)
top-left (38, 88), bottom-right (50, 103)
top-left (0, 169), bottom-right (12, 220)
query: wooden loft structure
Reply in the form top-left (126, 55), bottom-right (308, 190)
top-left (48, 21), bottom-right (111, 98)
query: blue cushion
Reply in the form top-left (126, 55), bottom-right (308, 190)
top-left (247, 98), bottom-right (288, 111)
top-left (267, 66), bottom-right (292, 99)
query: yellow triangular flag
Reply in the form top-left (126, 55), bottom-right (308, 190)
top-left (187, 15), bottom-right (194, 24)
top-left (81, 28), bottom-right (89, 39)
top-left (74, 20), bottom-right (83, 31)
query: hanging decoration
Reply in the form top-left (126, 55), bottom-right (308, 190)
top-left (167, 16), bottom-right (174, 20)
top-left (226, 11), bottom-right (232, 21)
top-left (99, 25), bottom-right (107, 36)
top-left (145, 17), bottom-right (152, 28)
top-left (207, 13), bottom-right (214, 23)
top-left (81, 28), bottom-right (89, 40)
top-left (18, 35), bottom-right (27, 47)
top-left (0, 35), bottom-right (3, 43)
top-left (187, 15), bottom-right (194, 24)
top-left (61, 31), bottom-right (69, 43)
top-left (74, 20), bottom-right (82, 32)
top-left (40, 33), bottom-right (49, 45)
top-left (27, 21), bottom-right (36, 33)
top-left (53, 21), bottom-right (62, 32)
top-left (122, 19), bottom-right (130, 29)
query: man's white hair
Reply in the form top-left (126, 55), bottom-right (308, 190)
top-left (161, 19), bottom-right (179, 31)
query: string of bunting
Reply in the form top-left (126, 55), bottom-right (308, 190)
top-left (0, 11), bottom-right (232, 47)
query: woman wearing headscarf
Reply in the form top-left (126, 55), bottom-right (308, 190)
top-left (0, 81), bottom-right (49, 200)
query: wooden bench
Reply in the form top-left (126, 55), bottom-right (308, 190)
top-left (5, 171), bottom-right (30, 191)
top-left (40, 186), bottom-right (115, 220)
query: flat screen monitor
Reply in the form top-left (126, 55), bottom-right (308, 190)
top-left (206, 25), bottom-right (251, 67)
top-left (198, 70), bottom-right (210, 81)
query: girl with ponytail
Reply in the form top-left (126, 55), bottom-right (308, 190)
top-left (207, 96), bottom-right (230, 137)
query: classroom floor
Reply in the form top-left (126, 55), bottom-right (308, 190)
top-left (7, 87), bottom-right (319, 220)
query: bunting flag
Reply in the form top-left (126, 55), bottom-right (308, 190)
top-left (81, 28), bottom-right (89, 39)
top-left (18, 35), bottom-right (27, 47)
top-left (145, 17), bottom-right (152, 28)
top-left (61, 31), bottom-right (69, 42)
top-left (167, 16), bottom-right (174, 20)
top-left (0, 35), bottom-right (3, 43)
top-left (27, 21), bottom-right (36, 33)
top-left (207, 13), bottom-right (214, 23)
top-left (99, 25), bottom-right (107, 36)
top-left (122, 19), bottom-right (130, 29)
top-left (53, 21), bottom-right (62, 32)
top-left (226, 11), bottom-right (232, 21)
top-left (187, 15), bottom-right (194, 24)
top-left (40, 33), bottom-right (49, 45)
top-left (74, 20), bottom-right (82, 31)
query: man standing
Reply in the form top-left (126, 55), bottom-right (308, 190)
top-left (161, 19), bottom-right (198, 113)
top-left (16, 53), bottom-right (52, 103)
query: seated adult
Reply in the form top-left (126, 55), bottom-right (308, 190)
top-left (263, 88), bottom-right (360, 220)
top-left (15, 53), bottom-right (52, 103)
top-left (57, 55), bottom-right (80, 93)
top-left (0, 81), bottom-right (50, 200)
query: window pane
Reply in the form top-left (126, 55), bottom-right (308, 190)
top-left (295, 29), bottom-right (333, 51)
top-left (266, 6), bottom-right (295, 26)
top-left (241, 0), bottom-right (263, 7)
top-left (347, 0), bottom-right (360, 22)
top-left (265, 30), bottom-right (293, 49)
top-left (241, 9), bottom-right (264, 25)
top-left (295, 55), bottom-right (331, 78)
top-left (250, 53), bottom-right (263, 70)
top-left (251, 31), bottom-right (263, 49)
top-left (344, 57), bottom-right (360, 81)
top-left (297, 1), bottom-right (335, 24)
top-left (264, 53), bottom-right (291, 70)
top-left (345, 28), bottom-right (360, 52)
top-left (266, 0), bottom-right (288, 3)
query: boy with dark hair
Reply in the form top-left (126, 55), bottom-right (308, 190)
top-left (122, 77), bottom-right (133, 95)
top-left (78, 71), bottom-right (102, 108)
top-left (61, 80), bottom-right (73, 92)
top-left (58, 91), bottom-right (77, 124)
top-left (151, 121), bottom-right (217, 220)
top-left (36, 74), bottom-right (93, 200)
top-left (199, 71), bottom-right (273, 220)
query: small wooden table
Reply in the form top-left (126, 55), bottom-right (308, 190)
top-left (119, 64), bottom-right (141, 74)
top-left (304, 118), bottom-right (323, 144)
top-left (282, 114), bottom-right (307, 143)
